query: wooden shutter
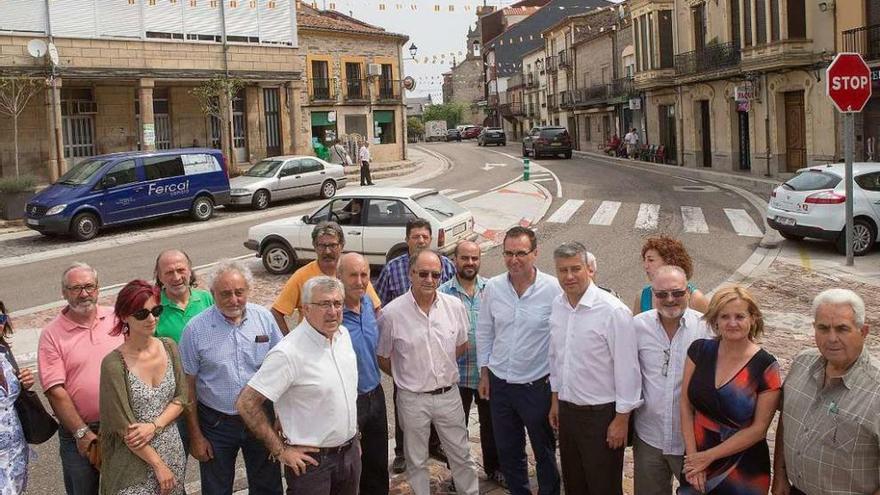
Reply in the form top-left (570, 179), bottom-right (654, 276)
top-left (0, 0), bottom-right (47, 33)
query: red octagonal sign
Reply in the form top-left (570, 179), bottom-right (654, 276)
top-left (826, 52), bottom-right (872, 113)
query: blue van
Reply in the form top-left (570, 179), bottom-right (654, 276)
top-left (25, 149), bottom-right (231, 241)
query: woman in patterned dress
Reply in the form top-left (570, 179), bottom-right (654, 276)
top-left (679, 285), bottom-right (782, 494)
top-left (99, 281), bottom-right (188, 495)
top-left (0, 301), bottom-right (35, 495)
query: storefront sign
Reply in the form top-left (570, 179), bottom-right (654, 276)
top-left (327, 111), bottom-right (337, 123)
top-left (629, 98), bottom-right (641, 110)
top-left (143, 123), bottom-right (155, 146)
top-left (736, 100), bottom-right (750, 112)
top-left (734, 82), bottom-right (754, 102)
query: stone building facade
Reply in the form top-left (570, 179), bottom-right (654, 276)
top-left (447, 19), bottom-right (488, 126)
top-left (840, 1), bottom-right (880, 161)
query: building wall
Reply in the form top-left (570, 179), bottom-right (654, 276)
top-left (449, 59), bottom-right (485, 125)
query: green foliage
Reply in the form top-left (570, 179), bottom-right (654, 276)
top-left (422, 102), bottom-right (468, 128)
top-left (407, 116), bottom-right (424, 137)
top-left (190, 76), bottom-right (246, 120)
top-left (0, 175), bottom-right (36, 193)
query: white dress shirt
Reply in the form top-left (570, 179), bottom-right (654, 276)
top-left (377, 290), bottom-right (469, 393)
top-left (548, 282), bottom-right (642, 414)
top-left (247, 319), bottom-right (358, 447)
top-left (633, 308), bottom-right (711, 455)
top-left (358, 145), bottom-right (370, 163)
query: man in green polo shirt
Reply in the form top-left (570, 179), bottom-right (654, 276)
top-left (154, 249), bottom-right (214, 342)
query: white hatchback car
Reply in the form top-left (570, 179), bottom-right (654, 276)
top-left (244, 187), bottom-right (478, 274)
top-left (766, 163), bottom-right (880, 256)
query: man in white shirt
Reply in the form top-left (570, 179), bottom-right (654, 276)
top-left (548, 242), bottom-right (642, 495)
top-left (633, 265), bottom-right (710, 495)
top-left (358, 141), bottom-right (374, 186)
top-left (236, 276), bottom-right (360, 495)
top-left (377, 249), bottom-right (479, 495)
top-left (624, 128), bottom-right (639, 159)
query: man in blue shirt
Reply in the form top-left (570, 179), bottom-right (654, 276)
top-left (179, 259), bottom-right (284, 495)
top-left (476, 226), bottom-right (562, 495)
top-left (338, 253), bottom-right (388, 495)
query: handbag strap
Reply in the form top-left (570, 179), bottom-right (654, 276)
top-left (1, 345), bottom-right (19, 373)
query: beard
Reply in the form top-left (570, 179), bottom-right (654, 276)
top-left (657, 305), bottom-right (685, 321)
top-left (68, 298), bottom-right (97, 315)
top-left (458, 266), bottom-right (478, 280)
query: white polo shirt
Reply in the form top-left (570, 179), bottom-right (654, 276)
top-left (248, 319), bottom-right (358, 447)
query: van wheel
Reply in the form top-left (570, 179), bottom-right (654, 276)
top-left (190, 196), bottom-right (214, 221)
top-left (262, 242), bottom-right (295, 274)
top-left (836, 218), bottom-right (877, 256)
top-left (252, 190), bottom-right (270, 210)
top-left (320, 180), bottom-right (337, 199)
top-left (70, 213), bottom-right (99, 241)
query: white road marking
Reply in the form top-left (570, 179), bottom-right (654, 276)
top-left (681, 206), bottom-right (710, 233)
top-left (547, 199), bottom-right (585, 223)
top-left (481, 163), bottom-right (508, 171)
top-left (439, 188), bottom-right (455, 195)
top-left (447, 189), bottom-right (480, 199)
top-left (487, 150), bottom-right (563, 198)
top-left (635, 203), bottom-right (660, 230)
top-left (530, 178), bottom-right (554, 183)
top-left (724, 208), bottom-right (764, 237)
top-left (589, 201), bottom-right (622, 226)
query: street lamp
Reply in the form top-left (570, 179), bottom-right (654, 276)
top-left (409, 43), bottom-right (418, 59)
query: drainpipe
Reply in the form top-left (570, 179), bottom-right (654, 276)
top-left (764, 72), bottom-right (771, 176)
top-left (677, 84), bottom-right (684, 166)
top-left (45, 0), bottom-right (64, 179)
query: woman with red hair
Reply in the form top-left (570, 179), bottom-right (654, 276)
top-left (99, 280), bottom-right (188, 495)
top-left (633, 235), bottom-right (710, 315)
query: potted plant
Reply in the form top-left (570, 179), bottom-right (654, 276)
top-left (0, 175), bottom-right (36, 220)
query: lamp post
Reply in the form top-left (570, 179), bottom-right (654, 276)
top-left (400, 43), bottom-right (419, 160)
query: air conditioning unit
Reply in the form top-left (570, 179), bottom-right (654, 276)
top-left (367, 63), bottom-right (382, 76)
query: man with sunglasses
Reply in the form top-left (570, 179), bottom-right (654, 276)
top-left (272, 221), bottom-right (382, 335)
top-left (38, 262), bottom-right (123, 495)
top-left (377, 249), bottom-right (479, 495)
top-left (632, 265), bottom-right (709, 495)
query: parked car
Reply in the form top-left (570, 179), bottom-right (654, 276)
top-left (478, 127), bottom-right (506, 146)
top-left (522, 126), bottom-right (573, 159)
top-left (766, 163), bottom-right (880, 256)
top-left (446, 128), bottom-right (462, 142)
top-left (25, 148), bottom-right (230, 241)
top-left (461, 126), bottom-right (483, 139)
top-left (229, 156), bottom-right (346, 210)
top-left (244, 187), bottom-right (477, 274)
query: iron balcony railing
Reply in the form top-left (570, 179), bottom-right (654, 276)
top-left (344, 79), bottom-right (367, 101)
top-left (547, 94), bottom-right (558, 111)
top-left (545, 55), bottom-right (558, 73)
top-left (560, 90), bottom-right (576, 109)
top-left (527, 103), bottom-right (535, 117)
top-left (610, 77), bottom-right (635, 98)
top-left (378, 79), bottom-right (401, 100)
top-left (558, 49), bottom-right (571, 70)
top-left (674, 41), bottom-right (741, 76)
top-left (310, 78), bottom-right (335, 101)
top-left (843, 24), bottom-right (880, 61)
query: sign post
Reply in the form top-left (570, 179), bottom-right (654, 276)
top-left (826, 52), bottom-right (872, 266)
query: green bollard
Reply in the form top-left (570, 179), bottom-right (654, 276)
top-left (523, 158), bottom-right (530, 181)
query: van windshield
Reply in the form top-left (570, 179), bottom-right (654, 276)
top-left (57, 159), bottom-right (110, 186)
top-left (245, 160), bottom-right (284, 177)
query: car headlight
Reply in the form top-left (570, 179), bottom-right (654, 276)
top-left (231, 188), bottom-right (251, 195)
top-left (45, 204), bottom-right (67, 216)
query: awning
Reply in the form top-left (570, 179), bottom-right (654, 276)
top-left (373, 110), bottom-right (394, 124)
top-left (311, 111), bottom-right (333, 126)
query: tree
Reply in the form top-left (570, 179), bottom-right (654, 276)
top-left (0, 76), bottom-right (42, 177)
top-left (422, 102), bottom-right (468, 128)
top-left (407, 116), bottom-right (424, 141)
top-left (190, 76), bottom-right (245, 168)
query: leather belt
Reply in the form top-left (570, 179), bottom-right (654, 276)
top-left (425, 385), bottom-right (453, 395)
top-left (316, 436), bottom-right (356, 455)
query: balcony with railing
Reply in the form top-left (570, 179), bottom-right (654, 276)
top-left (310, 78), bottom-right (335, 102)
top-left (500, 102), bottom-right (525, 118)
top-left (674, 41), bottom-right (741, 77)
top-left (547, 94), bottom-right (558, 112)
top-left (344, 79), bottom-right (367, 101)
top-left (545, 55), bottom-right (558, 74)
top-left (560, 90), bottom-right (576, 109)
top-left (377, 79), bottom-right (401, 101)
top-left (844, 24), bottom-right (880, 62)
top-left (526, 73), bottom-right (536, 88)
top-left (558, 49), bottom-right (571, 70)
top-left (526, 103), bottom-right (535, 117)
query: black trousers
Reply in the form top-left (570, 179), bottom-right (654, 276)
top-left (356, 385), bottom-right (389, 495)
top-left (360, 161), bottom-right (373, 185)
top-left (558, 401), bottom-right (623, 495)
top-left (393, 383), bottom-right (440, 456)
top-left (459, 387), bottom-right (500, 476)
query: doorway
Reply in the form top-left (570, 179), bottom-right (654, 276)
top-left (263, 88), bottom-right (282, 157)
top-left (699, 100), bottom-right (712, 167)
top-left (658, 104), bottom-right (677, 164)
top-left (737, 110), bottom-right (751, 170)
top-left (784, 91), bottom-right (806, 172)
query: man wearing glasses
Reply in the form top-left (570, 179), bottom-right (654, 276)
top-left (377, 249), bottom-right (479, 495)
top-left (476, 226), bottom-right (562, 495)
top-left (39, 262), bottom-right (123, 495)
top-left (632, 265), bottom-right (709, 495)
top-left (271, 221), bottom-right (382, 334)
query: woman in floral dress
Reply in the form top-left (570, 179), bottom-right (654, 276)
top-left (0, 301), bottom-right (36, 495)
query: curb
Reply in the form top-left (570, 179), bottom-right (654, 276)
top-left (473, 179), bottom-right (554, 251)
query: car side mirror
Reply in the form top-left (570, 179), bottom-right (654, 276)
top-left (101, 176), bottom-right (117, 189)
top-left (302, 215), bottom-right (310, 223)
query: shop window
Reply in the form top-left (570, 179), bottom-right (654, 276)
top-left (311, 111), bottom-right (338, 146)
top-left (373, 110), bottom-right (396, 144)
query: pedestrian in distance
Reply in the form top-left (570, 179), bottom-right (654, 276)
top-left (773, 289), bottom-right (880, 495)
top-left (624, 128), bottom-right (639, 159)
top-left (99, 280), bottom-right (188, 495)
top-left (358, 140), bottom-right (374, 186)
top-left (39, 262), bottom-right (123, 495)
top-left (330, 139), bottom-right (353, 167)
top-left (679, 285), bottom-right (781, 494)
top-left (633, 235), bottom-right (709, 315)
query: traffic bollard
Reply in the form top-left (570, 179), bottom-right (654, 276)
top-left (523, 158), bottom-right (530, 181)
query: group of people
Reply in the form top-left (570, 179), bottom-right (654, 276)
top-left (329, 139), bottom-right (374, 186)
top-left (0, 222), bottom-right (876, 495)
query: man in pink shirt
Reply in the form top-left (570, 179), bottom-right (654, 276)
top-left (38, 262), bottom-right (123, 495)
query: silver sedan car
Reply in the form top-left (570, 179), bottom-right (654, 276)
top-left (229, 156), bottom-right (347, 209)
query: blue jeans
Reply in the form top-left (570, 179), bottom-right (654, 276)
top-left (489, 371), bottom-right (560, 495)
top-left (197, 403), bottom-right (283, 495)
top-left (58, 424), bottom-right (100, 495)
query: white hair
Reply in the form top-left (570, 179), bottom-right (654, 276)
top-left (207, 259), bottom-right (254, 290)
top-left (586, 251), bottom-right (597, 271)
top-left (812, 288), bottom-right (866, 327)
top-left (62, 262), bottom-right (98, 288)
top-left (302, 276), bottom-right (344, 305)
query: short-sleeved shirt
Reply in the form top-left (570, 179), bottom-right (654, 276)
top-left (37, 306), bottom-right (122, 423)
top-left (248, 319), bottom-right (358, 447)
top-left (272, 260), bottom-right (381, 318)
top-left (342, 295), bottom-right (381, 394)
top-left (156, 288), bottom-right (214, 343)
top-left (438, 275), bottom-right (487, 390)
top-left (377, 291), bottom-right (469, 393)
top-left (179, 303), bottom-right (283, 415)
top-left (375, 253), bottom-right (456, 307)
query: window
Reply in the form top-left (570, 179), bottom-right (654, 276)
top-left (310, 198), bottom-right (363, 226)
top-left (585, 116), bottom-right (592, 141)
top-left (365, 199), bottom-right (415, 226)
top-left (787, 0), bottom-right (805, 39)
top-left (373, 110), bottom-right (396, 144)
top-left (311, 111), bottom-right (337, 145)
top-left (769, 0), bottom-right (779, 41)
top-left (311, 60), bottom-right (330, 99)
top-left (301, 158), bottom-right (323, 173)
top-left (345, 114), bottom-right (369, 137)
top-left (856, 172), bottom-right (880, 191)
top-left (784, 171), bottom-right (841, 191)
top-left (104, 160), bottom-right (137, 187)
top-left (379, 64), bottom-right (395, 99)
top-left (743, 0), bottom-right (752, 47)
top-left (144, 155), bottom-right (185, 180)
top-left (279, 161), bottom-right (303, 177)
top-left (730, 0), bottom-right (741, 48)
top-left (345, 62), bottom-right (363, 99)
top-left (755, 0), bottom-right (767, 45)
top-left (658, 10), bottom-right (674, 69)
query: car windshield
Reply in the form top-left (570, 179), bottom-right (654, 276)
top-left (542, 129), bottom-right (568, 138)
top-left (245, 160), bottom-right (284, 177)
top-left (57, 159), bottom-right (110, 186)
top-left (782, 170), bottom-right (841, 191)
top-left (416, 193), bottom-right (467, 219)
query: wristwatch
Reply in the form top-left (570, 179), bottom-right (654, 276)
top-left (74, 425), bottom-right (91, 440)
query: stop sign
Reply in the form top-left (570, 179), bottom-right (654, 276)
top-left (826, 52), bottom-right (872, 113)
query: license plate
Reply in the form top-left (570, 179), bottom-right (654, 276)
top-left (26, 218), bottom-right (39, 226)
top-left (452, 222), bottom-right (466, 235)
top-left (551, 142), bottom-right (561, 147)
top-left (774, 215), bottom-right (796, 226)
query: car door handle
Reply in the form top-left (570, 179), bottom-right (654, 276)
top-left (294, 175), bottom-right (301, 178)
top-left (320, 171), bottom-right (326, 175)
top-left (347, 231), bottom-right (361, 236)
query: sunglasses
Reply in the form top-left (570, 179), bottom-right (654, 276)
top-left (416, 270), bottom-right (442, 280)
top-left (652, 289), bottom-right (688, 300)
top-left (131, 306), bottom-right (164, 321)
top-left (0, 314), bottom-right (7, 326)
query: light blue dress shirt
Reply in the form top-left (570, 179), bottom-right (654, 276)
top-left (476, 268), bottom-right (561, 384)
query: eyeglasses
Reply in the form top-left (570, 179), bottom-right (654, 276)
top-left (131, 306), bottom-right (164, 321)
top-left (661, 349), bottom-right (670, 377)
top-left (315, 242), bottom-right (341, 251)
top-left (502, 249), bottom-right (534, 259)
top-left (652, 289), bottom-right (688, 300)
top-left (0, 314), bottom-right (7, 326)
top-left (65, 284), bottom-right (98, 294)
top-left (310, 300), bottom-right (344, 310)
top-left (416, 270), bottom-right (442, 280)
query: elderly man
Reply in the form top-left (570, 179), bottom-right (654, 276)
top-left (376, 217), bottom-right (455, 472)
top-left (272, 221), bottom-right (381, 334)
top-left (476, 226), bottom-right (562, 495)
top-left (180, 259), bottom-right (284, 495)
top-left (439, 240), bottom-right (503, 486)
top-left (337, 252), bottom-right (389, 494)
top-left (772, 289), bottom-right (880, 495)
top-left (237, 276), bottom-right (360, 495)
top-left (378, 249), bottom-right (479, 495)
top-left (547, 241), bottom-right (641, 495)
top-left (633, 265), bottom-right (710, 495)
top-left (154, 249), bottom-right (214, 342)
top-left (39, 263), bottom-right (123, 495)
